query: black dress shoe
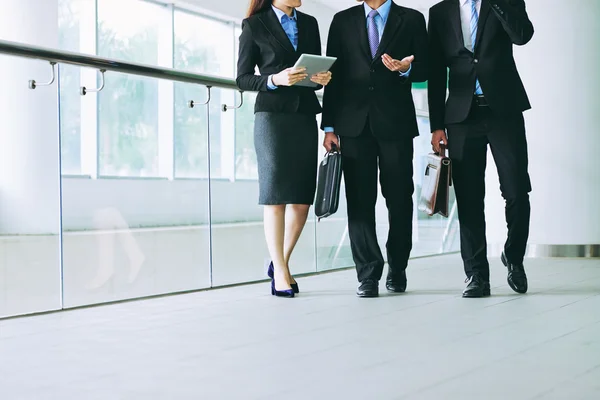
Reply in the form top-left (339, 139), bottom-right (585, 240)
top-left (357, 279), bottom-right (379, 298)
top-left (386, 270), bottom-right (407, 293)
top-left (502, 252), bottom-right (528, 294)
top-left (462, 275), bottom-right (491, 298)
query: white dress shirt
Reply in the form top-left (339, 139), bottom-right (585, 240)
top-left (460, 0), bottom-right (481, 52)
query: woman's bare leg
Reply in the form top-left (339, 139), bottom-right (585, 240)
top-left (264, 205), bottom-right (292, 290)
top-left (283, 204), bottom-right (310, 283)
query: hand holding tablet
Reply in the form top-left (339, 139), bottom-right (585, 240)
top-left (310, 71), bottom-right (332, 86)
top-left (272, 67), bottom-right (308, 87)
top-left (291, 54), bottom-right (337, 88)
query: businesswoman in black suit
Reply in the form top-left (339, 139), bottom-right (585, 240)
top-left (237, 0), bottom-right (331, 298)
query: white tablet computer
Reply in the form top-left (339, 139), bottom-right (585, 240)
top-left (292, 54), bottom-right (337, 88)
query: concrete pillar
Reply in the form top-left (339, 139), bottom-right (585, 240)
top-left (0, 0), bottom-right (61, 234)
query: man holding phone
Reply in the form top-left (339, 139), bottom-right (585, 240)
top-left (322, 0), bottom-right (428, 297)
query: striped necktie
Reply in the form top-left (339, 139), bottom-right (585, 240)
top-left (367, 10), bottom-right (380, 59)
top-left (471, 0), bottom-right (483, 95)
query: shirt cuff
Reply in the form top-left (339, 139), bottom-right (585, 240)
top-left (399, 64), bottom-right (412, 77)
top-left (324, 127), bottom-right (334, 133)
top-left (267, 75), bottom-right (278, 90)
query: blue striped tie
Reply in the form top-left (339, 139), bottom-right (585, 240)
top-left (471, 0), bottom-right (483, 95)
top-left (368, 10), bottom-right (380, 59)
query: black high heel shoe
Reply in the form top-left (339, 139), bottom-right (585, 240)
top-left (267, 262), bottom-right (274, 279)
top-left (271, 277), bottom-right (294, 298)
top-left (290, 282), bottom-right (299, 294)
top-left (268, 261), bottom-right (299, 294)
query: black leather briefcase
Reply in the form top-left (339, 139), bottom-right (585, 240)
top-left (314, 143), bottom-right (343, 221)
top-left (418, 144), bottom-right (452, 217)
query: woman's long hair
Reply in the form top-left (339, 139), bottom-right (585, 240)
top-left (247, 0), bottom-right (272, 17)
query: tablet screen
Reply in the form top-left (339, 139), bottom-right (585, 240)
top-left (292, 54), bottom-right (337, 88)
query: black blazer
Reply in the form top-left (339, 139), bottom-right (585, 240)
top-left (321, 3), bottom-right (428, 140)
top-left (428, 0), bottom-right (534, 131)
top-left (236, 8), bottom-right (323, 115)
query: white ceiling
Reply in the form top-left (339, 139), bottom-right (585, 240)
top-left (170, 0), bottom-right (339, 40)
top-left (169, 0), bottom-right (438, 37)
top-left (172, 0), bottom-right (340, 22)
top-left (173, 0), bottom-right (438, 21)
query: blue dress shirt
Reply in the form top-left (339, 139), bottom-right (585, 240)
top-left (365, 0), bottom-right (391, 42)
top-left (324, 0), bottom-right (411, 133)
top-left (267, 6), bottom-right (298, 90)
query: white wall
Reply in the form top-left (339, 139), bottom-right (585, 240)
top-left (0, 0), bottom-right (62, 315)
top-left (485, 0), bottom-right (600, 246)
top-left (0, 0), bottom-right (61, 235)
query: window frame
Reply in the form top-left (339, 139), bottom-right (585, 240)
top-left (58, 0), bottom-right (430, 182)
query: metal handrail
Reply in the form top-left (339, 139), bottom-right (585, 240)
top-left (0, 39), bottom-right (432, 110)
top-left (0, 39), bottom-right (239, 90)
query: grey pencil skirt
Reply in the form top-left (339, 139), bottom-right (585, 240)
top-left (254, 112), bottom-right (318, 205)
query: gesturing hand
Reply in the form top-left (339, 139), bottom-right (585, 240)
top-left (382, 54), bottom-right (414, 73)
top-left (310, 71), bottom-right (332, 86)
top-left (272, 67), bottom-right (308, 87)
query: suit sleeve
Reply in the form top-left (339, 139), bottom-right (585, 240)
top-left (312, 18), bottom-right (324, 92)
top-left (321, 15), bottom-right (343, 130)
top-left (236, 20), bottom-right (269, 92)
top-left (402, 11), bottom-right (428, 84)
top-left (488, 0), bottom-right (534, 45)
top-left (427, 8), bottom-right (448, 132)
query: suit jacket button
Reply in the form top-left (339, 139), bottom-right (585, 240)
top-left (474, 59), bottom-right (479, 64)
top-left (370, 69), bottom-right (375, 73)
top-left (369, 86), bottom-right (374, 91)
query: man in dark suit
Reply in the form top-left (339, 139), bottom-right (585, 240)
top-left (322, 0), bottom-right (428, 297)
top-left (428, 0), bottom-right (534, 298)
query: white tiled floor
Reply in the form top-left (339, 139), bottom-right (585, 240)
top-left (0, 254), bottom-right (599, 400)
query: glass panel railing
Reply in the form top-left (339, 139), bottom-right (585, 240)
top-left (60, 74), bottom-right (212, 308)
top-left (0, 7), bottom-right (459, 316)
top-left (234, 92), bottom-right (258, 180)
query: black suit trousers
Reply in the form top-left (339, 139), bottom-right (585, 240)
top-left (447, 105), bottom-right (532, 281)
top-left (341, 122), bottom-right (414, 283)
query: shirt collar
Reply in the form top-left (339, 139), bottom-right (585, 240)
top-left (364, 0), bottom-right (392, 23)
top-left (272, 5), bottom-right (297, 22)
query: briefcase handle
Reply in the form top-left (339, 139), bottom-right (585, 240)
top-left (437, 143), bottom-right (447, 157)
top-left (328, 142), bottom-right (340, 155)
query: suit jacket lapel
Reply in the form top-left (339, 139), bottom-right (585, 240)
top-left (296, 11), bottom-right (309, 54)
top-left (449, 0), bottom-right (465, 48)
top-left (258, 8), bottom-right (295, 54)
top-left (373, 4), bottom-right (405, 61)
top-left (353, 5), bottom-right (371, 61)
top-left (474, 0), bottom-right (491, 52)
